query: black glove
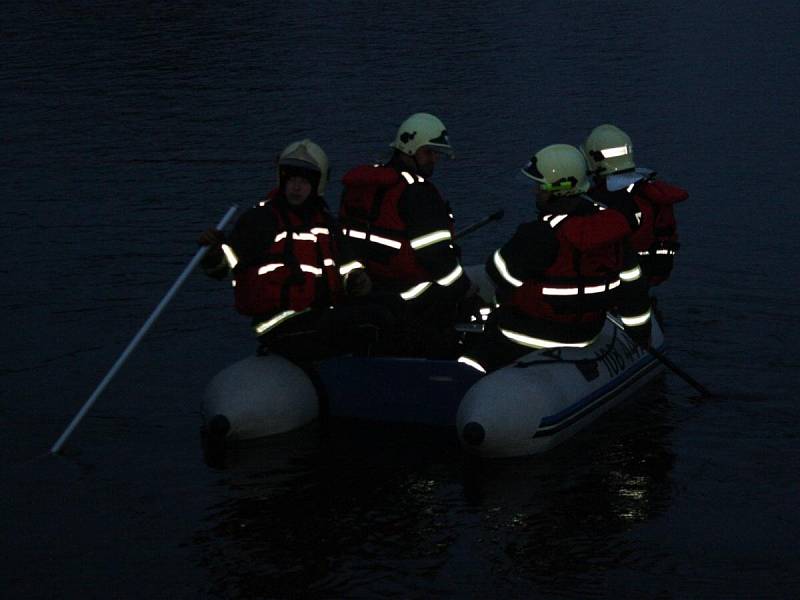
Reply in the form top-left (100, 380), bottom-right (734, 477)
top-left (345, 269), bottom-right (372, 297)
top-left (456, 294), bottom-right (486, 323)
top-left (198, 228), bottom-right (225, 247)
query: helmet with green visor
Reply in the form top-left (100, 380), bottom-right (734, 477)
top-left (521, 144), bottom-right (590, 197)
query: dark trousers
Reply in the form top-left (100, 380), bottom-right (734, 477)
top-left (365, 291), bottom-right (466, 359)
top-left (257, 301), bottom-right (395, 363)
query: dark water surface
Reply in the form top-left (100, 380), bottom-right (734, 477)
top-left (3, 2), bottom-right (800, 598)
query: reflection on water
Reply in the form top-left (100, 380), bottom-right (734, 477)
top-left (460, 390), bottom-right (676, 595)
top-left (196, 383), bottom-right (675, 597)
top-left (196, 423), bottom-right (462, 598)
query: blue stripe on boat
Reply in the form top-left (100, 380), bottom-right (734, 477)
top-left (534, 348), bottom-right (663, 438)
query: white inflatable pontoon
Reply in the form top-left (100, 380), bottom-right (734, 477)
top-left (201, 313), bottom-right (664, 458)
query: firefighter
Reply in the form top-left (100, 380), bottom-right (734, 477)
top-left (459, 144), bottom-right (633, 373)
top-left (582, 124), bottom-right (689, 342)
top-left (199, 139), bottom-right (387, 362)
top-left (339, 113), bottom-right (473, 357)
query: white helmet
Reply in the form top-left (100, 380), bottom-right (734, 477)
top-left (521, 144), bottom-right (590, 196)
top-left (277, 139), bottom-right (329, 196)
top-left (390, 113), bottom-right (454, 158)
top-left (580, 124), bottom-right (635, 176)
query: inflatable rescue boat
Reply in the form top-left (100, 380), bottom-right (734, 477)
top-left (201, 311), bottom-right (665, 459)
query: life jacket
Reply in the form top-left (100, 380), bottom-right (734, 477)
top-left (339, 165), bottom-right (456, 292)
top-left (629, 179), bottom-right (687, 253)
top-left (231, 190), bottom-right (343, 322)
top-left (503, 204), bottom-right (631, 325)
top-left (629, 179), bottom-right (687, 284)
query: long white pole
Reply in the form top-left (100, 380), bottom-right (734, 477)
top-left (50, 204), bottom-right (239, 454)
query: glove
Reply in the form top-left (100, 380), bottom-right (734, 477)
top-left (198, 228), bottom-right (226, 271)
top-left (345, 269), bottom-right (372, 297)
top-left (457, 293), bottom-right (486, 323)
top-left (198, 228), bottom-right (225, 247)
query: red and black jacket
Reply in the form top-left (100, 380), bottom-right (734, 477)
top-left (488, 199), bottom-right (631, 328)
top-left (632, 179), bottom-right (687, 284)
top-left (592, 175), bottom-right (688, 285)
top-left (229, 190), bottom-right (343, 317)
top-left (339, 162), bottom-right (463, 297)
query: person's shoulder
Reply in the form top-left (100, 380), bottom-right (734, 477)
top-left (235, 199), bottom-right (279, 229)
top-left (402, 176), bottom-right (442, 201)
top-left (343, 163), bottom-right (400, 187)
top-left (396, 181), bottom-right (448, 229)
top-left (399, 176), bottom-right (441, 204)
top-left (498, 219), bottom-right (558, 267)
top-left (247, 198), bottom-right (279, 216)
top-left (588, 186), bottom-right (627, 210)
top-left (417, 177), bottom-right (442, 194)
top-left (505, 219), bottom-right (553, 247)
top-left (309, 197), bottom-right (335, 220)
top-left (515, 219), bottom-right (549, 235)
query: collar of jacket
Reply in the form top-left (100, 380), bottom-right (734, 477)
top-left (386, 153), bottom-right (420, 176)
top-left (271, 191), bottom-right (328, 217)
top-left (536, 194), bottom-right (592, 216)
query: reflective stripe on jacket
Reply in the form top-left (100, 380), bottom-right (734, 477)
top-left (630, 180), bottom-right (687, 255)
top-left (339, 164), bottom-right (461, 299)
top-left (495, 202), bottom-right (630, 325)
top-left (631, 179), bottom-right (687, 285)
top-left (231, 190), bottom-right (344, 324)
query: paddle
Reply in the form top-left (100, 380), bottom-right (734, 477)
top-left (50, 204), bottom-right (239, 454)
top-left (645, 344), bottom-right (713, 398)
top-left (455, 209), bottom-right (504, 240)
top-left (606, 314), bottom-right (713, 398)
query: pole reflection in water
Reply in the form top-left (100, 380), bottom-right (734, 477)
top-left (194, 380), bottom-right (676, 598)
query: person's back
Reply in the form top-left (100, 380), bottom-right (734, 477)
top-left (339, 113), bottom-right (471, 356)
top-left (459, 144), bottom-right (632, 373)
